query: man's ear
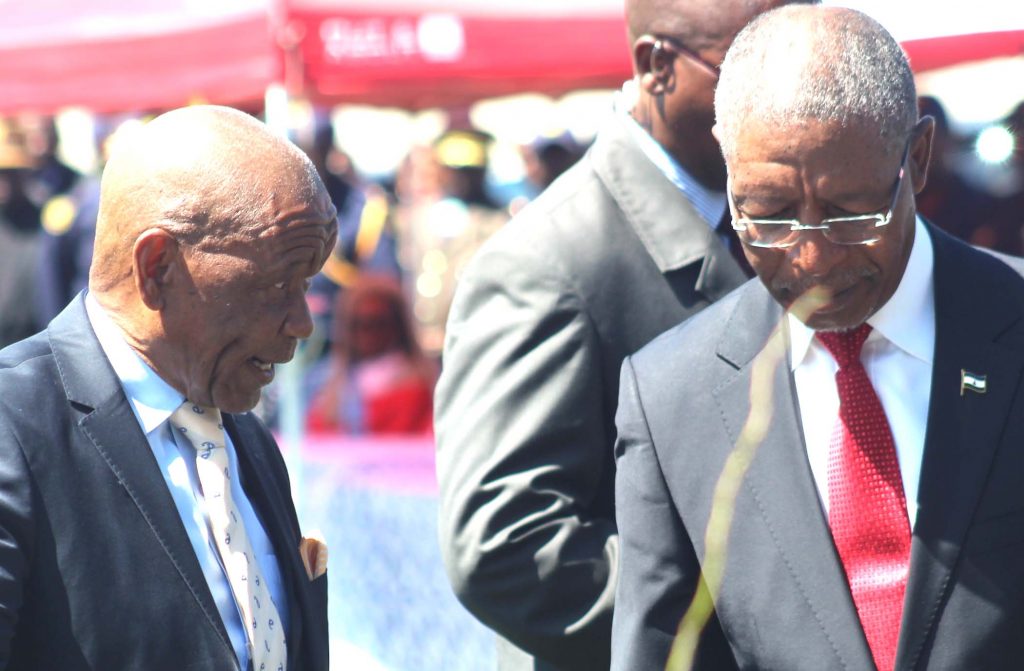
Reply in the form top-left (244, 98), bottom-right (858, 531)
top-left (133, 229), bottom-right (179, 311)
top-left (633, 37), bottom-right (674, 95)
top-left (909, 116), bottom-right (935, 195)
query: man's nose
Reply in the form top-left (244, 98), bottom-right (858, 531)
top-left (786, 227), bottom-right (848, 277)
top-left (283, 294), bottom-right (315, 339)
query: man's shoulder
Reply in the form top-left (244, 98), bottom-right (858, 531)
top-left (934, 227), bottom-right (1024, 304)
top-left (494, 154), bottom-right (612, 247)
top-left (455, 153), bottom-right (626, 300)
top-left (974, 246), bottom-right (1024, 280)
top-left (0, 330), bottom-right (64, 432)
top-left (479, 119), bottom-right (654, 255)
top-left (630, 281), bottom-right (754, 373)
top-left (0, 330), bottom-right (56, 383)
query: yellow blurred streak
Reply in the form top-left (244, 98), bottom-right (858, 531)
top-left (666, 286), bottom-right (830, 671)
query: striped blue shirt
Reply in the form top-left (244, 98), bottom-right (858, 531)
top-left (614, 80), bottom-right (727, 230)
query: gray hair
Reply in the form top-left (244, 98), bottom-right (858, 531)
top-left (714, 5), bottom-right (918, 160)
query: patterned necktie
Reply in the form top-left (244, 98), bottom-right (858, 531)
top-left (817, 325), bottom-right (910, 671)
top-left (170, 401), bottom-right (287, 671)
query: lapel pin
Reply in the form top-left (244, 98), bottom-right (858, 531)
top-left (960, 369), bottom-right (987, 396)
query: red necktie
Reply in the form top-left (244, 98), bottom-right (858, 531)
top-left (817, 324), bottom-right (910, 671)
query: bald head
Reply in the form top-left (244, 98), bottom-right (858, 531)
top-left (714, 5), bottom-right (918, 160)
top-left (90, 105), bottom-right (324, 295)
top-left (88, 105), bottom-right (338, 411)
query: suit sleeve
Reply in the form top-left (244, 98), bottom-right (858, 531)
top-left (0, 420), bottom-right (34, 668)
top-left (612, 356), bottom-right (736, 671)
top-left (434, 236), bottom-right (615, 669)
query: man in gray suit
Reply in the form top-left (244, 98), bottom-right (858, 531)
top-left (434, 1), bottom-right (816, 668)
top-left (0, 106), bottom-right (334, 670)
top-left (614, 6), bottom-right (1024, 670)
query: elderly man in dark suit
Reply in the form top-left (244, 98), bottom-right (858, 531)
top-left (433, 1), bottom-right (819, 669)
top-left (0, 106), bottom-right (334, 671)
top-left (613, 6), bottom-right (1024, 670)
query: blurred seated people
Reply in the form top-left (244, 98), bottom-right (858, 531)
top-left (307, 274), bottom-right (436, 435)
top-left (915, 96), bottom-right (1000, 248)
top-left (0, 120), bottom-right (43, 348)
top-left (394, 129), bottom-right (508, 357)
top-left (980, 101), bottom-right (1024, 255)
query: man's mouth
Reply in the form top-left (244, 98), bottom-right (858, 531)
top-left (250, 357), bottom-right (275, 373)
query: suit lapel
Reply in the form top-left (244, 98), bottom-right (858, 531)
top-left (590, 113), bottom-right (748, 303)
top-left (896, 229), bottom-right (1024, 670)
top-left (227, 415), bottom-right (306, 668)
top-left (712, 284), bottom-right (876, 669)
top-left (48, 296), bottom-right (233, 655)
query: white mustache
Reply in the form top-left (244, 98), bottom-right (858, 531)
top-left (771, 266), bottom-right (875, 297)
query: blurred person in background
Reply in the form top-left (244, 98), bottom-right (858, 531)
top-left (0, 120), bottom-right (43, 348)
top-left (914, 96), bottom-right (997, 248)
top-left (508, 133), bottom-right (588, 215)
top-left (522, 133), bottom-right (585, 194)
top-left (394, 128), bottom-right (508, 358)
top-left (19, 114), bottom-right (78, 200)
top-left (437, 128), bottom-right (503, 210)
top-left (307, 274), bottom-right (435, 435)
top-left (33, 116), bottom-right (141, 326)
top-left (979, 101), bottom-right (1024, 255)
top-left (433, 0), bottom-right (815, 668)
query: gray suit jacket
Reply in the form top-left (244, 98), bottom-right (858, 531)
top-left (435, 111), bottom-right (747, 670)
top-left (0, 295), bottom-right (329, 671)
top-left (613, 225), bottom-right (1024, 670)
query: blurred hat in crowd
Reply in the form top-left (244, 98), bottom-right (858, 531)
top-left (434, 129), bottom-right (492, 169)
top-left (0, 119), bottom-right (33, 170)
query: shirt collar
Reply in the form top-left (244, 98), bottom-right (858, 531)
top-left (85, 293), bottom-right (185, 434)
top-left (612, 79), bottom-right (727, 228)
top-left (788, 216), bottom-right (935, 370)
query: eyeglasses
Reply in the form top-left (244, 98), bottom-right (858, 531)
top-left (729, 142), bottom-right (910, 249)
top-left (644, 34), bottom-right (720, 80)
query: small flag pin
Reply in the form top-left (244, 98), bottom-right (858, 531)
top-left (961, 369), bottom-right (987, 396)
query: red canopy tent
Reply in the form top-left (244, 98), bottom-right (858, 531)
top-left (0, 0), bottom-right (632, 114)
top-left (0, 0), bottom-right (1021, 115)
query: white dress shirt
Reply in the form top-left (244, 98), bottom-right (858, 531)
top-left (789, 217), bottom-right (935, 528)
top-left (85, 293), bottom-right (289, 670)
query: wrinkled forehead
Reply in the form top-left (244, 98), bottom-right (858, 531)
top-left (246, 179), bottom-right (338, 273)
top-left (729, 117), bottom-right (897, 170)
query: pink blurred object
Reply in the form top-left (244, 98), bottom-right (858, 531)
top-left (298, 432), bottom-right (437, 496)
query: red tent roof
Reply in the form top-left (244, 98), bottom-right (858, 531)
top-left (0, 0), bottom-right (1020, 114)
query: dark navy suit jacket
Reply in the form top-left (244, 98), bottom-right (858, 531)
top-left (0, 295), bottom-right (328, 670)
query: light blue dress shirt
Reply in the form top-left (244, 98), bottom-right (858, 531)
top-left (614, 80), bottom-right (728, 229)
top-left (85, 293), bottom-right (289, 671)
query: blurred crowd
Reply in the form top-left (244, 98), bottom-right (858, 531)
top-left (917, 96), bottom-right (1024, 254)
top-left (2, 95), bottom-right (1022, 436)
top-left (0, 110), bottom-right (587, 437)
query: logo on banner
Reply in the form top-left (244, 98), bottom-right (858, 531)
top-left (321, 13), bottom-right (465, 63)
